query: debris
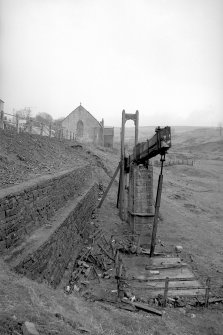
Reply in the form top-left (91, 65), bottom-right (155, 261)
top-left (78, 260), bottom-right (89, 268)
top-left (136, 246), bottom-right (142, 254)
top-left (117, 301), bottom-right (137, 311)
top-left (126, 301), bottom-right (162, 316)
top-left (145, 263), bottom-right (187, 270)
top-left (77, 326), bottom-right (91, 333)
top-left (191, 296), bottom-right (223, 307)
top-left (175, 245), bottom-right (183, 253)
top-left (22, 321), bottom-right (39, 335)
top-left (135, 275), bottom-right (147, 281)
top-left (149, 270), bottom-right (160, 275)
top-left (163, 277), bottom-right (170, 307)
top-left (130, 245), bottom-right (137, 254)
top-left (123, 289), bottom-right (132, 299)
top-left (97, 243), bottom-right (115, 261)
top-left (73, 285), bottom-right (80, 292)
top-left (92, 265), bottom-right (101, 283)
top-left (130, 295), bottom-right (136, 302)
top-left (65, 285), bottom-right (71, 293)
top-left (84, 268), bottom-right (91, 277)
top-left (80, 280), bottom-right (90, 286)
top-left (178, 308), bottom-right (186, 314)
top-left (204, 277), bottom-right (211, 307)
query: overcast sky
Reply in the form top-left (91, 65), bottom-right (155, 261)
top-left (0, 0), bottom-right (222, 127)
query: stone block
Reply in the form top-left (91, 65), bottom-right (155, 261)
top-left (22, 321), bottom-right (39, 335)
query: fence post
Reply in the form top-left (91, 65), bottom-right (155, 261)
top-left (16, 114), bottom-right (19, 133)
top-left (49, 123), bottom-right (52, 137)
top-left (163, 277), bottom-right (169, 307)
top-left (40, 123), bottom-right (43, 136)
top-left (0, 110), bottom-right (4, 129)
top-left (27, 118), bottom-right (32, 133)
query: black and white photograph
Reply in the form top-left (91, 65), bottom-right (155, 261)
top-left (0, 0), bottom-right (222, 334)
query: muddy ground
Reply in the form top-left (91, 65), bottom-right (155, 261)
top-left (0, 127), bottom-right (223, 334)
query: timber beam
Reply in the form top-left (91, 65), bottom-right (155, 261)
top-left (125, 126), bottom-right (171, 171)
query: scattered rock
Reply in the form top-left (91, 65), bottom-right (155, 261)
top-left (65, 285), bottom-right (71, 293)
top-left (73, 284), bottom-right (80, 292)
top-left (130, 245), bottom-right (137, 254)
top-left (149, 270), bottom-right (160, 275)
top-left (77, 326), bottom-right (90, 333)
top-left (78, 260), bottom-right (89, 268)
top-left (22, 321), bottom-right (39, 335)
top-left (178, 308), bottom-right (186, 314)
top-left (175, 245), bottom-right (183, 253)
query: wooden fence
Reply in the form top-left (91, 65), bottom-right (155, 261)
top-left (0, 110), bottom-right (75, 140)
top-left (153, 159), bottom-right (194, 167)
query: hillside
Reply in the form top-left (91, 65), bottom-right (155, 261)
top-left (0, 128), bottom-right (223, 335)
top-left (0, 129), bottom-right (117, 189)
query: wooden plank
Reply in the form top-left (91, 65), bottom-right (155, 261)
top-left (130, 301), bottom-right (162, 316)
top-left (145, 263), bottom-right (188, 270)
top-left (132, 285), bottom-right (205, 291)
top-left (126, 126), bottom-right (171, 168)
top-left (131, 280), bottom-right (202, 289)
top-left (98, 163), bottom-right (120, 208)
top-left (163, 277), bottom-right (169, 307)
top-left (123, 256), bottom-right (181, 269)
top-left (137, 277), bottom-right (197, 283)
top-left (132, 288), bottom-right (206, 298)
top-left (127, 267), bottom-right (195, 281)
top-left (97, 244), bottom-right (114, 262)
top-left (151, 267), bottom-right (195, 280)
top-left (147, 257), bottom-right (183, 266)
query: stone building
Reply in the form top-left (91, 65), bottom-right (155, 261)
top-left (61, 104), bottom-right (114, 147)
top-left (0, 99), bottom-right (4, 129)
top-left (0, 99), bottom-right (4, 114)
top-left (103, 127), bottom-right (114, 148)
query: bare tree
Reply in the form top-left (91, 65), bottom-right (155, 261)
top-left (53, 117), bottom-right (64, 127)
top-left (35, 112), bottom-right (53, 125)
top-left (16, 107), bottom-right (32, 119)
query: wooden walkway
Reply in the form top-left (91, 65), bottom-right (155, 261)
top-left (124, 255), bottom-right (207, 298)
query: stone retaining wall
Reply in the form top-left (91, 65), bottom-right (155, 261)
top-left (14, 183), bottom-right (98, 288)
top-left (0, 165), bottom-right (92, 251)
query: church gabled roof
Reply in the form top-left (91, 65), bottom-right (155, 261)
top-left (62, 104), bottom-right (102, 127)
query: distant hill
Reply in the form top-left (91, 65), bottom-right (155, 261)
top-left (114, 126), bottom-right (220, 143)
top-left (113, 126), bottom-right (222, 160)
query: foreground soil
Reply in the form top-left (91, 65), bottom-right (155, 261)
top-left (0, 128), bottom-right (223, 334)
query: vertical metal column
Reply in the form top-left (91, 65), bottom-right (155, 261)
top-left (118, 110), bottom-right (140, 221)
top-left (119, 110), bottom-right (126, 219)
top-left (150, 154), bottom-right (165, 257)
top-left (135, 110), bottom-right (139, 146)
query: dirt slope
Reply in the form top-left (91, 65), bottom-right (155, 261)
top-left (0, 129), bottom-right (117, 189)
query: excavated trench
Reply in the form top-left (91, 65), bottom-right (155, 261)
top-left (0, 159), bottom-right (210, 308)
top-left (0, 164), bottom-right (100, 288)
